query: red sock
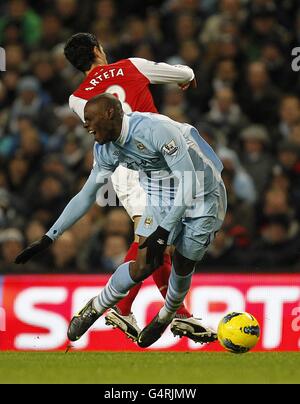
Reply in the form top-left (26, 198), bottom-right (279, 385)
top-left (115, 242), bottom-right (142, 316)
top-left (152, 254), bottom-right (192, 318)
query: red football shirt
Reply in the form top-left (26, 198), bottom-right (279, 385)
top-left (69, 58), bottom-right (194, 121)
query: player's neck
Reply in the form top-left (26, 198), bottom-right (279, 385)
top-left (85, 59), bottom-right (108, 76)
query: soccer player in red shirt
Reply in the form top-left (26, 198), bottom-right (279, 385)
top-left (63, 33), bottom-right (215, 344)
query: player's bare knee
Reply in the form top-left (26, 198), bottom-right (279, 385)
top-left (129, 258), bottom-right (150, 282)
top-left (173, 249), bottom-right (195, 276)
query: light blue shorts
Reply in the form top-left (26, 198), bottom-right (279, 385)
top-left (136, 182), bottom-right (227, 262)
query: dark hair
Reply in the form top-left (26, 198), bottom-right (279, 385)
top-left (64, 33), bottom-right (100, 73)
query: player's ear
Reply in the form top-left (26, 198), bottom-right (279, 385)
top-left (107, 107), bottom-right (115, 120)
top-left (94, 46), bottom-right (102, 59)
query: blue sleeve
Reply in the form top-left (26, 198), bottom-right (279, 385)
top-left (150, 121), bottom-right (201, 232)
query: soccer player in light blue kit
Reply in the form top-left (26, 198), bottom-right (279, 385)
top-left (16, 94), bottom-right (227, 347)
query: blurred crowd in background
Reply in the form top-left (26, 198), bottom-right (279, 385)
top-left (1, 0), bottom-right (300, 274)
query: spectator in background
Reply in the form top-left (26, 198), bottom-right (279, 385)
top-left (120, 16), bottom-right (154, 58)
top-left (261, 41), bottom-right (293, 92)
top-left (218, 147), bottom-right (257, 204)
top-left (211, 59), bottom-right (239, 93)
top-left (5, 44), bottom-right (26, 73)
top-left (51, 105), bottom-right (90, 153)
top-left (18, 124), bottom-right (44, 169)
top-left (175, 13), bottom-right (200, 45)
top-left (240, 125), bottom-right (274, 196)
top-left (31, 52), bottom-right (72, 105)
top-left (104, 208), bottom-right (133, 241)
top-left (161, 85), bottom-right (196, 123)
top-left (246, 3), bottom-right (290, 61)
top-left (100, 234), bottom-right (128, 273)
top-left (0, 71), bottom-right (19, 111)
top-left (70, 215), bottom-right (97, 272)
top-left (1, 20), bottom-right (23, 47)
top-left (38, 12), bottom-right (67, 51)
top-left (51, 43), bottom-right (79, 87)
top-left (257, 187), bottom-right (298, 238)
top-left (249, 214), bottom-right (300, 270)
top-left (0, 0), bottom-right (42, 48)
top-left (276, 141), bottom-right (300, 187)
top-left (25, 220), bottom-right (46, 244)
top-left (91, 20), bottom-right (120, 61)
top-left (239, 61), bottom-right (280, 127)
top-left (0, 228), bottom-right (24, 273)
top-left (94, 0), bottom-right (118, 30)
top-left (217, 33), bottom-right (244, 64)
top-left (62, 134), bottom-right (85, 172)
top-left (276, 95), bottom-right (300, 141)
top-left (6, 155), bottom-right (30, 203)
top-left (51, 231), bottom-right (77, 272)
top-left (200, 0), bottom-right (246, 45)
top-left (289, 123), bottom-right (300, 147)
top-left (0, 189), bottom-right (21, 230)
top-left (221, 170), bottom-right (255, 235)
top-left (8, 76), bottom-right (58, 134)
top-left (201, 229), bottom-right (243, 269)
top-left (54, 0), bottom-right (88, 34)
top-left (28, 175), bottom-right (68, 228)
top-left (205, 87), bottom-right (248, 145)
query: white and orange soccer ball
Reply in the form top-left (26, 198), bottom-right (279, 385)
top-left (217, 312), bottom-right (260, 354)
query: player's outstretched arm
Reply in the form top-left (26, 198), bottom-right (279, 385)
top-left (129, 58), bottom-right (196, 90)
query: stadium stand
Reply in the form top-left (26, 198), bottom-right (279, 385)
top-left (0, 0), bottom-right (300, 273)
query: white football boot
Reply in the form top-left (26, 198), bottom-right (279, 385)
top-left (105, 308), bottom-right (141, 342)
top-left (171, 317), bottom-right (217, 344)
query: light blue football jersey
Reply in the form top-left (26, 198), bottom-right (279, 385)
top-left (47, 112), bottom-right (224, 240)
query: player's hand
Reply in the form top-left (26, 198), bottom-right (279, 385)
top-left (178, 77), bottom-right (197, 91)
top-left (15, 235), bottom-right (53, 264)
top-left (139, 226), bottom-right (170, 270)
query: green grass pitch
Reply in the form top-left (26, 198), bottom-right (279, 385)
top-left (0, 352), bottom-right (299, 384)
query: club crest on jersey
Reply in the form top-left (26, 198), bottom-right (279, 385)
top-left (144, 217), bottom-right (153, 227)
top-left (163, 140), bottom-right (178, 156)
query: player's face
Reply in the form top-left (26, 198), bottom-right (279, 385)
top-left (84, 102), bottom-right (115, 145)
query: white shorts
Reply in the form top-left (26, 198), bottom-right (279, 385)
top-left (111, 166), bottom-right (147, 220)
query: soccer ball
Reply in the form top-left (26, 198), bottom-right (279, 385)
top-left (217, 312), bottom-right (260, 354)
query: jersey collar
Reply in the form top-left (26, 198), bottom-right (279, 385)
top-left (116, 114), bottom-right (130, 146)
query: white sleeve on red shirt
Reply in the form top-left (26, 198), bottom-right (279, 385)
top-left (129, 58), bottom-right (195, 85)
top-left (69, 94), bottom-right (87, 122)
